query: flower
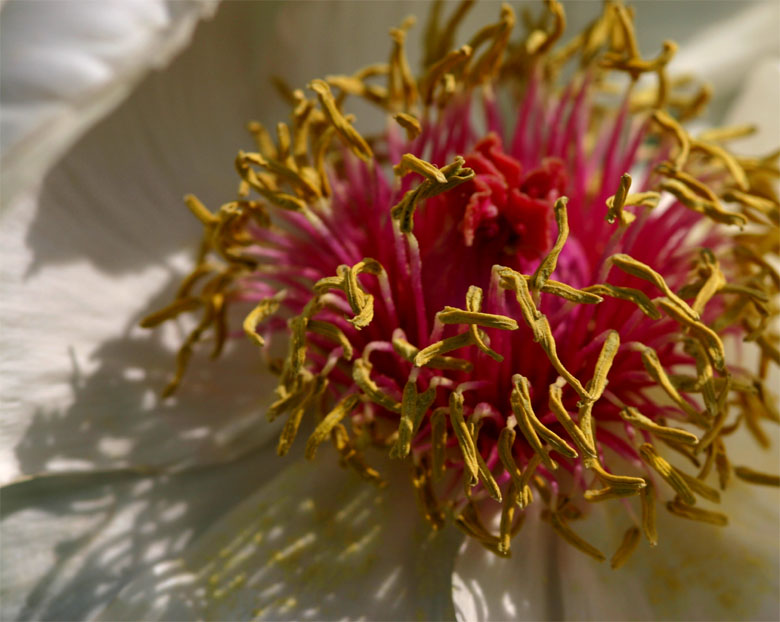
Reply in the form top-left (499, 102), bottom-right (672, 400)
top-left (2, 2), bottom-right (779, 621)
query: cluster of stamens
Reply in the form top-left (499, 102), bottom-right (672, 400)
top-left (143, 0), bottom-right (780, 566)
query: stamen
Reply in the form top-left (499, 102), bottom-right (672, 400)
top-left (733, 466), bottom-right (780, 487)
top-left (392, 112), bottom-right (422, 140)
top-left (431, 407), bottom-right (449, 481)
top-left (544, 509), bottom-right (606, 562)
top-left (610, 254), bottom-right (697, 320)
top-left (530, 197), bottom-right (568, 292)
top-left (666, 500), bottom-right (728, 526)
top-left (309, 79), bottom-right (373, 162)
top-left (304, 394), bottom-right (361, 460)
top-left (511, 377), bottom-right (556, 471)
top-left (243, 291), bottom-right (286, 348)
top-left (639, 443), bottom-right (697, 506)
top-left (618, 407), bottom-right (699, 446)
top-left (640, 479), bottom-right (658, 546)
top-left (390, 375), bottom-right (436, 459)
top-left (610, 526), bottom-right (641, 570)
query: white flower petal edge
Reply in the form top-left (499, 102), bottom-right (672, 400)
top-left (0, 442), bottom-right (285, 621)
top-left (672, 1), bottom-right (780, 101)
top-left (95, 452), bottom-right (463, 621)
top-left (0, 0), bottom-right (217, 206)
top-left (450, 56), bottom-right (780, 622)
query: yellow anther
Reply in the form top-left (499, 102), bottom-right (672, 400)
top-left (420, 45), bottom-right (472, 104)
top-left (733, 466), bottom-right (780, 487)
top-left (548, 384), bottom-right (597, 459)
top-left (392, 112), bottom-right (422, 141)
top-left (309, 79), bottom-right (373, 162)
top-left (640, 479), bottom-right (658, 546)
top-left (388, 16), bottom-right (418, 110)
top-left (448, 391), bottom-right (480, 487)
top-left (392, 333), bottom-right (473, 371)
top-left (666, 500), bottom-right (728, 526)
top-left (304, 394), bottom-right (361, 460)
top-left (675, 468), bottom-right (721, 503)
top-left (414, 331), bottom-right (474, 367)
top-left (619, 407), bottom-right (699, 446)
top-left (497, 425), bottom-right (524, 486)
top-left (307, 320), bottom-right (354, 360)
top-left (610, 253), bottom-right (698, 320)
top-left (605, 173), bottom-right (636, 226)
top-left (140, 296), bottom-right (202, 329)
top-left (391, 156), bottom-right (474, 233)
top-left (531, 197), bottom-right (569, 292)
top-left (277, 376), bottom-right (327, 457)
top-left (610, 526), bottom-right (641, 570)
top-left (697, 124), bottom-right (755, 143)
top-left (423, 0), bottom-right (475, 68)
top-left (656, 298), bottom-right (726, 372)
top-left (545, 510), bottom-right (606, 562)
top-left (691, 139), bottom-right (750, 191)
top-left (352, 358), bottom-right (402, 414)
top-left (583, 284), bottom-right (661, 319)
top-left (639, 443), bottom-right (696, 506)
top-left (390, 377), bottom-right (436, 459)
top-left (652, 109), bottom-right (690, 170)
top-left (184, 194), bottom-right (218, 226)
top-left (498, 267), bottom-right (591, 400)
top-left (511, 376), bottom-right (557, 471)
top-left (498, 481), bottom-right (523, 556)
top-left (430, 407), bottom-right (449, 481)
top-left (394, 153), bottom-right (448, 183)
top-left (412, 462), bottom-right (445, 529)
top-left (243, 291), bottom-right (287, 348)
top-left (660, 178), bottom-right (748, 228)
top-left (247, 121), bottom-right (278, 159)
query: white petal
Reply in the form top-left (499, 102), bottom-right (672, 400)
top-left (96, 451), bottom-right (463, 621)
top-left (0, 0), bottom-right (217, 204)
top-left (0, 187), bottom-right (281, 484)
top-left (0, 445), bottom-right (284, 621)
top-left (725, 57), bottom-right (780, 155)
top-left (452, 511), bottom-right (559, 621)
top-left (556, 429), bottom-right (779, 621)
top-left (672, 2), bottom-right (780, 103)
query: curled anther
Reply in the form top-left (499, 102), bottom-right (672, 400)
top-left (393, 112), bottom-right (422, 140)
top-left (530, 197), bottom-right (569, 292)
top-left (652, 109), bottom-right (690, 170)
top-left (309, 79), bottom-right (373, 162)
top-left (353, 358), bottom-right (402, 414)
top-left (390, 156), bottom-right (475, 233)
top-left (243, 291), bottom-right (287, 348)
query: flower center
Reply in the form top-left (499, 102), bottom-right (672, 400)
top-left (454, 133), bottom-right (564, 260)
top-left (143, 0), bottom-right (780, 566)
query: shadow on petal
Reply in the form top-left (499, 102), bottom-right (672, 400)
top-left (13, 272), bottom-right (280, 480)
top-left (1, 447), bottom-right (284, 622)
